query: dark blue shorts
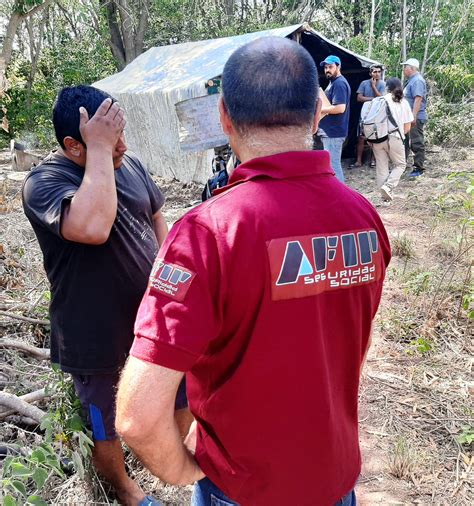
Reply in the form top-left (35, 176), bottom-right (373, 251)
top-left (72, 372), bottom-right (188, 441)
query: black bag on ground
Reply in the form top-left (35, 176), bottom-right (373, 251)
top-left (201, 162), bottom-right (229, 201)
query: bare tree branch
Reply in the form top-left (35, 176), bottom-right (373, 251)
top-left (0, 391), bottom-right (46, 423)
top-left (0, 310), bottom-right (50, 326)
top-left (0, 338), bottom-right (51, 360)
top-left (0, 388), bottom-right (48, 421)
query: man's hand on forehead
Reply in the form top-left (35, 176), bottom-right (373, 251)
top-left (79, 97), bottom-right (126, 149)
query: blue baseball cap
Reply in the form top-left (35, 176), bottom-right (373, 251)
top-left (320, 55), bottom-right (341, 66)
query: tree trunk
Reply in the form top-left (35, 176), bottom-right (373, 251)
top-left (353, 0), bottom-right (363, 36)
top-left (0, 0), bottom-right (54, 71)
top-left (0, 0), bottom-right (54, 97)
top-left (100, 0), bottom-right (126, 70)
top-left (401, 0), bottom-right (407, 79)
top-left (421, 0), bottom-right (440, 73)
top-left (368, 0), bottom-right (376, 58)
top-left (99, 0), bottom-right (150, 70)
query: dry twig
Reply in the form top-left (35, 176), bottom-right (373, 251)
top-left (0, 337), bottom-right (50, 360)
top-left (0, 309), bottom-right (49, 326)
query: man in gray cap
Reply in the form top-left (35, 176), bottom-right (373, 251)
top-left (402, 57), bottom-right (428, 177)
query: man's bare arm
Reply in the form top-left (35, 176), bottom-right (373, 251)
top-left (321, 103), bottom-right (346, 115)
top-left (357, 93), bottom-right (373, 103)
top-left (61, 99), bottom-right (125, 245)
top-left (116, 356), bottom-right (204, 485)
top-left (411, 96), bottom-right (423, 124)
top-left (152, 210), bottom-right (168, 248)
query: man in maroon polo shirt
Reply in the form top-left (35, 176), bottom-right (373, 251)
top-left (115, 37), bottom-right (391, 506)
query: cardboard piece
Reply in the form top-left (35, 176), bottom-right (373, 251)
top-left (319, 87), bottom-right (331, 120)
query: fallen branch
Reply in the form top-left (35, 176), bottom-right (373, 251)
top-left (4, 415), bottom-right (40, 427)
top-left (0, 388), bottom-right (48, 421)
top-left (0, 310), bottom-right (49, 326)
top-left (0, 338), bottom-right (50, 360)
top-left (0, 391), bottom-right (46, 423)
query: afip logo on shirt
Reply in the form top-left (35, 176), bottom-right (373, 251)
top-left (149, 259), bottom-right (195, 301)
top-left (267, 229), bottom-right (383, 301)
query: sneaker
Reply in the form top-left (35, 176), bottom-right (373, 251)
top-left (380, 184), bottom-right (393, 202)
top-left (408, 168), bottom-right (424, 177)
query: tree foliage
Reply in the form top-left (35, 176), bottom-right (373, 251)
top-left (0, 0), bottom-right (472, 148)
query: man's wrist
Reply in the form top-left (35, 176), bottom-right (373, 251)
top-left (85, 141), bottom-right (114, 153)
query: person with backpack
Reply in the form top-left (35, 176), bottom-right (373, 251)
top-left (350, 64), bottom-right (386, 169)
top-left (363, 77), bottom-right (414, 202)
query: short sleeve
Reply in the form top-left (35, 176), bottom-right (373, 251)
top-left (22, 170), bottom-right (77, 238)
top-left (411, 79), bottom-right (425, 98)
top-left (331, 80), bottom-right (349, 105)
top-left (356, 81), bottom-right (366, 95)
top-left (134, 157), bottom-right (165, 214)
top-left (131, 215), bottom-right (222, 372)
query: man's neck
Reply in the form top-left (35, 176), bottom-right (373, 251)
top-left (57, 147), bottom-right (85, 168)
top-left (234, 127), bottom-right (313, 164)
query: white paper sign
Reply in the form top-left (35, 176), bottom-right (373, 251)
top-left (176, 94), bottom-right (228, 152)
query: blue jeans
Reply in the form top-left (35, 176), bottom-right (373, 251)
top-left (191, 477), bottom-right (356, 506)
top-left (322, 136), bottom-right (345, 183)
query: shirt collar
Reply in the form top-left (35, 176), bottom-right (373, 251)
top-left (214, 150), bottom-right (333, 196)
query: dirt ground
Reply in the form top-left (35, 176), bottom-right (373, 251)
top-left (0, 145), bottom-right (472, 505)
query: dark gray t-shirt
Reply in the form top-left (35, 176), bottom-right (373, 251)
top-left (22, 151), bottom-right (164, 374)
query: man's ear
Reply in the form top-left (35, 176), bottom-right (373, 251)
top-left (312, 96), bottom-right (322, 134)
top-left (63, 136), bottom-right (85, 158)
top-left (218, 97), bottom-right (234, 136)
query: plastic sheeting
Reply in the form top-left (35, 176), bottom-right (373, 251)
top-left (94, 24), bottom-right (379, 183)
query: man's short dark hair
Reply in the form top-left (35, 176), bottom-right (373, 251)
top-left (370, 64), bottom-right (384, 73)
top-left (53, 85), bottom-right (114, 148)
top-left (222, 37), bottom-right (318, 132)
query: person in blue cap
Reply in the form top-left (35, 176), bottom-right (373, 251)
top-left (318, 55), bottom-right (351, 183)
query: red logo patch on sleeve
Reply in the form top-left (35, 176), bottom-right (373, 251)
top-left (149, 260), bottom-right (196, 301)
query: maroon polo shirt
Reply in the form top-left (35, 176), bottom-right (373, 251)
top-left (131, 150), bottom-right (391, 505)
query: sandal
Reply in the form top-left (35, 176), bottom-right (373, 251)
top-left (138, 496), bottom-right (163, 506)
top-left (349, 162), bottom-right (362, 169)
top-left (370, 161), bottom-right (376, 168)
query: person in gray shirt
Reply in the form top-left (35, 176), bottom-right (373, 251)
top-left (350, 65), bottom-right (386, 168)
top-left (402, 57), bottom-right (428, 177)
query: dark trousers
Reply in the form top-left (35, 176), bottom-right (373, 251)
top-left (405, 119), bottom-right (426, 170)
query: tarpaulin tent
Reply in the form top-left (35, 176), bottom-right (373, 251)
top-left (94, 23), bottom-right (381, 183)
